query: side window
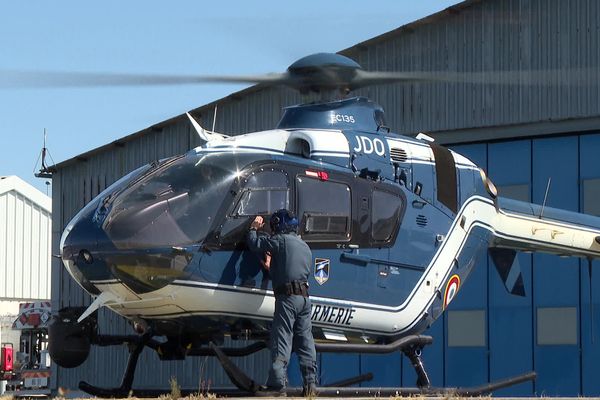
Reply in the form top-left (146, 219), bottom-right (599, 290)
top-left (219, 169), bottom-right (289, 246)
top-left (233, 170), bottom-right (290, 216)
top-left (297, 176), bottom-right (351, 241)
top-left (371, 189), bottom-right (403, 242)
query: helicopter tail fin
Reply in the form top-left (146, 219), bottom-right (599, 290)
top-left (186, 112), bottom-right (229, 143)
top-left (481, 196), bottom-right (600, 296)
top-left (489, 248), bottom-right (526, 296)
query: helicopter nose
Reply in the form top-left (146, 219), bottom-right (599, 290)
top-left (60, 199), bottom-right (109, 296)
top-left (60, 193), bottom-right (198, 297)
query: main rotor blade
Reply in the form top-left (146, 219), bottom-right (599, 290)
top-left (352, 68), bottom-right (600, 89)
top-left (2, 65), bottom-right (597, 92)
top-left (0, 70), bottom-right (289, 89)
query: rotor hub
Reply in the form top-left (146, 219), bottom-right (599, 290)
top-left (286, 53), bottom-right (363, 94)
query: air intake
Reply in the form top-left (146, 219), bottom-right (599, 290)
top-left (390, 147), bottom-right (408, 163)
top-left (416, 215), bottom-right (428, 227)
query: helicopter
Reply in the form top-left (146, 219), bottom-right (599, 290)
top-left (47, 52), bottom-right (600, 397)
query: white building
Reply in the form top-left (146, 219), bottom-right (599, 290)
top-left (0, 176), bottom-right (51, 346)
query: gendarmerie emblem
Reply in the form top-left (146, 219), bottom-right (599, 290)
top-left (314, 258), bottom-right (330, 285)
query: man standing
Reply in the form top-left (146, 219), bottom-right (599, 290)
top-left (247, 209), bottom-right (317, 397)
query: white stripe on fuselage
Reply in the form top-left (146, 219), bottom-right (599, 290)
top-left (97, 196), bottom-right (600, 336)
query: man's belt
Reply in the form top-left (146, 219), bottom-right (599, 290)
top-left (274, 280), bottom-right (309, 297)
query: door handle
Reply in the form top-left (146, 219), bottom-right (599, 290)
top-left (412, 200), bottom-right (427, 209)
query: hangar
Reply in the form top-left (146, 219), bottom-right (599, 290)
top-left (50, 0), bottom-right (600, 396)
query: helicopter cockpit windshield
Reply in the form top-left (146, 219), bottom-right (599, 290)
top-left (102, 152), bottom-right (259, 250)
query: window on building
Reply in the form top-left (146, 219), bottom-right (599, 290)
top-left (537, 307), bottom-right (577, 345)
top-left (447, 310), bottom-right (486, 347)
top-left (371, 189), bottom-right (403, 242)
top-left (583, 179), bottom-right (600, 216)
top-left (297, 176), bottom-right (351, 241)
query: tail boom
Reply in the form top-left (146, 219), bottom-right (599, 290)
top-left (489, 197), bottom-right (600, 259)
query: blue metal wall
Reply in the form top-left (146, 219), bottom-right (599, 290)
top-left (579, 135), bottom-right (600, 394)
top-left (487, 141), bottom-right (533, 396)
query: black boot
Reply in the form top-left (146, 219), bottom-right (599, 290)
top-left (301, 383), bottom-right (317, 397)
top-left (256, 386), bottom-right (287, 397)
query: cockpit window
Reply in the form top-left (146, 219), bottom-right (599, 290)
top-left (235, 189), bottom-right (288, 215)
top-left (233, 170), bottom-right (289, 216)
top-left (103, 152), bottom-right (258, 249)
top-left (220, 168), bottom-right (290, 246)
top-left (246, 170), bottom-right (288, 188)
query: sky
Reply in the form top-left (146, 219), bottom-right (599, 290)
top-left (0, 0), bottom-right (459, 196)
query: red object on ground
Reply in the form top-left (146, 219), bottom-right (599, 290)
top-left (1, 345), bottom-right (14, 372)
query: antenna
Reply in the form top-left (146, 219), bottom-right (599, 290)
top-left (212, 104), bottom-right (218, 132)
top-left (34, 128), bottom-right (55, 179)
top-left (539, 177), bottom-right (551, 219)
top-left (588, 258), bottom-right (594, 344)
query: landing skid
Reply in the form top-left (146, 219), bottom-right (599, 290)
top-left (211, 336), bottom-right (536, 397)
top-left (77, 333), bottom-right (536, 398)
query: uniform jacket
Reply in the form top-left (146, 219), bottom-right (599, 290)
top-left (246, 230), bottom-right (312, 289)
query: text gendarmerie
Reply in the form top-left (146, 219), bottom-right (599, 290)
top-left (310, 304), bottom-right (355, 326)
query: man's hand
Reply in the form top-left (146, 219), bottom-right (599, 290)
top-left (250, 215), bottom-right (264, 230)
top-left (261, 251), bottom-right (272, 271)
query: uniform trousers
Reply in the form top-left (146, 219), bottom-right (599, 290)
top-left (267, 294), bottom-right (317, 389)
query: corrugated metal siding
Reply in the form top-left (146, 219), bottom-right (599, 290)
top-left (52, 0), bottom-right (600, 392)
top-left (207, 87), bottom-right (303, 135)
top-left (0, 190), bottom-right (51, 300)
top-left (341, 0), bottom-right (600, 134)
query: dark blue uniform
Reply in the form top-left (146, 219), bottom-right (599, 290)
top-left (247, 230), bottom-right (317, 391)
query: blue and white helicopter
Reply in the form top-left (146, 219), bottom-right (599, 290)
top-left (49, 53), bottom-right (600, 397)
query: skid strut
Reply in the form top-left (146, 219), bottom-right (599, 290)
top-left (402, 344), bottom-right (430, 388)
top-left (209, 342), bottom-right (262, 393)
top-left (79, 331), bottom-right (152, 397)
